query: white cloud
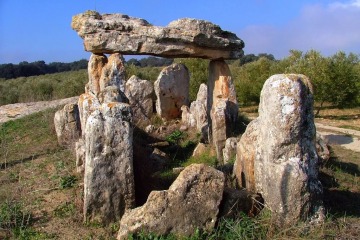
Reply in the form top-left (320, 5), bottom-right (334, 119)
top-left (239, 1), bottom-right (360, 59)
top-left (330, 0), bottom-right (360, 9)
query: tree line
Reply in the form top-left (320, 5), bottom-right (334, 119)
top-left (231, 50), bottom-right (360, 109)
top-left (1, 51), bottom-right (359, 110)
top-left (0, 60), bottom-right (89, 79)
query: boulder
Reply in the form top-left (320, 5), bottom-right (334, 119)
top-left (149, 148), bottom-right (169, 171)
top-left (207, 60), bottom-right (238, 162)
top-left (233, 74), bottom-right (324, 226)
top-left (54, 103), bottom-right (81, 146)
top-left (84, 102), bottom-right (135, 224)
top-left (117, 164), bottom-right (225, 239)
top-left (222, 137), bottom-right (237, 164)
top-left (125, 75), bottom-right (155, 124)
top-left (155, 63), bottom-right (190, 120)
top-left (72, 11), bottom-right (244, 59)
top-left (192, 142), bottom-right (207, 157)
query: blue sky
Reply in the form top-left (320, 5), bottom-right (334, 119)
top-left (0, 0), bottom-right (359, 63)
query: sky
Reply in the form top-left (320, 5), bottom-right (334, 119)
top-left (0, 0), bottom-right (359, 64)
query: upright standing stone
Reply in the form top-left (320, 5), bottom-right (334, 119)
top-left (125, 75), bottom-right (155, 124)
top-left (207, 60), bottom-right (238, 162)
top-left (54, 103), bottom-right (81, 146)
top-left (233, 74), bottom-right (324, 226)
top-left (84, 103), bottom-right (135, 224)
top-left (99, 53), bottom-right (126, 93)
top-left (78, 93), bottom-right (100, 137)
top-left (155, 63), bottom-right (189, 120)
top-left (88, 53), bottom-right (107, 95)
top-left (233, 119), bottom-right (258, 193)
top-left (190, 83), bottom-right (208, 139)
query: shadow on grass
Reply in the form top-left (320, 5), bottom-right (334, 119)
top-left (320, 147), bottom-right (360, 218)
top-left (323, 189), bottom-right (360, 217)
top-left (323, 149), bottom-right (360, 176)
top-left (0, 154), bottom-right (42, 170)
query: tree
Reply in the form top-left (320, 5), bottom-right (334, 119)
top-left (231, 57), bottom-right (274, 105)
top-left (327, 51), bottom-right (359, 107)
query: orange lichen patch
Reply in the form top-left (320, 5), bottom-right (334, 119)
top-left (106, 102), bottom-right (118, 109)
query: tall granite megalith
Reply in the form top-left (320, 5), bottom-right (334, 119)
top-left (233, 74), bottom-right (324, 226)
top-left (84, 103), bottom-right (135, 224)
top-left (78, 53), bottom-right (135, 224)
top-left (155, 63), bottom-right (190, 120)
top-left (207, 60), bottom-right (238, 162)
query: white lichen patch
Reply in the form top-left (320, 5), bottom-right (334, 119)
top-left (280, 95), bottom-right (295, 121)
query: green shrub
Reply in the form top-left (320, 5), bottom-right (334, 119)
top-left (166, 130), bottom-right (184, 144)
top-left (59, 175), bottom-right (77, 189)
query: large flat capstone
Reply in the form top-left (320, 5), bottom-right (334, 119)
top-left (72, 11), bottom-right (244, 59)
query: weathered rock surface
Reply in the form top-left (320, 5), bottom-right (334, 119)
top-left (233, 74), bottom-right (324, 226)
top-left (78, 93), bottom-right (100, 137)
top-left (88, 53), bottom-right (107, 95)
top-left (72, 11), bottom-right (244, 59)
top-left (192, 142), bottom-right (208, 157)
top-left (191, 83), bottom-right (209, 140)
top-left (233, 119), bottom-right (258, 193)
top-left (125, 75), bottom-right (154, 124)
top-left (181, 105), bottom-right (196, 128)
top-left (54, 103), bottom-right (81, 146)
top-left (155, 63), bottom-right (190, 120)
top-left (99, 53), bottom-right (126, 93)
top-left (208, 60), bottom-right (238, 162)
top-left (222, 137), bottom-right (237, 164)
top-left (75, 139), bottom-right (85, 173)
top-left (84, 103), bottom-right (135, 224)
top-left (316, 133), bottom-right (330, 164)
top-left (117, 164), bottom-right (225, 239)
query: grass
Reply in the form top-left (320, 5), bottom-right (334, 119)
top-left (0, 107), bottom-right (359, 239)
top-left (0, 70), bottom-right (87, 106)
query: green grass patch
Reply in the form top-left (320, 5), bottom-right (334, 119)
top-left (182, 153), bottom-right (218, 168)
top-left (54, 202), bottom-right (76, 218)
top-left (0, 108), bottom-right (60, 167)
top-left (59, 175), bottom-right (77, 189)
top-left (338, 125), bottom-right (360, 131)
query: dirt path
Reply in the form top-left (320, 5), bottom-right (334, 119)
top-left (316, 123), bottom-right (360, 153)
top-left (0, 97), bottom-right (78, 124)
